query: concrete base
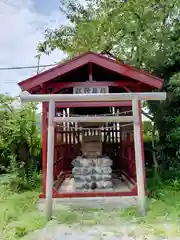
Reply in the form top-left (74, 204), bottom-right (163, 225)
top-left (57, 177), bottom-right (131, 193)
top-left (37, 196), bottom-right (138, 211)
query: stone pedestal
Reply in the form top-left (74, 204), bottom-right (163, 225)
top-left (72, 156), bottom-right (113, 191)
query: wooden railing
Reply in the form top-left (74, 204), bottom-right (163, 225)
top-left (53, 121), bottom-right (136, 182)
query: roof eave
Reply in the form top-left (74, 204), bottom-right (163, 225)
top-left (18, 52), bottom-right (164, 92)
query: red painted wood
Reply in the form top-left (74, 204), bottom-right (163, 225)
top-left (53, 190), bottom-right (137, 198)
top-left (88, 54), bottom-right (163, 88)
top-left (39, 185), bottom-right (141, 198)
top-left (54, 143), bottom-right (81, 173)
top-left (127, 133), bottom-right (132, 178)
top-left (120, 120), bottom-right (136, 182)
top-left (40, 191), bottom-right (137, 198)
top-left (18, 52), bottom-right (163, 91)
top-left (44, 101), bottom-right (132, 109)
top-left (54, 125), bottom-right (57, 180)
top-left (131, 185), bottom-right (138, 195)
top-left (29, 80), bottom-right (156, 94)
top-left (121, 170), bottom-right (136, 185)
top-left (49, 81), bottom-right (133, 93)
top-left (39, 193), bottom-right (45, 198)
top-left (88, 63), bottom-right (93, 81)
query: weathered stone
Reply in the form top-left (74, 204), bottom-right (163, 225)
top-left (102, 167), bottom-right (112, 174)
top-left (91, 182), bottom-right (97, 190)
top-left (96, 181), bottom-right (104, 189)
top-left (72, 167), bottom-right (81, 175)
top-left (84, 183), bottom-right (90, 189)
top-left (103, 181), bottom-right (113, 188)
top-left (85, 175), bottom-right (92, 182)
top-left (72, 156), bottom-right (113, 191)
top-left (75, 182), bottom-right (86, 189)
top-left (102, 175), bottom-right (111, 181)
top-left (94, 166), bottom-right (102, 174)
top-left (91, 174), bottom-right (102, 181)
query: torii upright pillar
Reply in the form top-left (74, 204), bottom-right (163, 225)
top-left (46, 101), bottom-right (55, 220)
top-left (132, 98), bottom-right (146, 216)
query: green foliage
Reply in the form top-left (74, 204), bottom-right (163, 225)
top-left (0, 94), bottom-right (41, 191)
top-left (143, 121), bottom-right (153, 141)
top-left (38, 0), bottom-right (180, 181)
top-left (38, 0), bottom-right (180, 70)
top-left (0, 175), bottom-right (45, 240)
top-left (154, 73), bottom-right (180, 179)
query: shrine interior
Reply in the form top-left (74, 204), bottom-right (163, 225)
top-left (53, 105), bottom-right (136, 194)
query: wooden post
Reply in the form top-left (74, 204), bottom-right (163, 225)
top-left (46, 101), bottom-right (55, 220)
top-left (132, 98), bottom-right (146, 216)
top-left (88, 63), bottom-right (93, 81)
top-left (138, 101), bottom-right (146, 184)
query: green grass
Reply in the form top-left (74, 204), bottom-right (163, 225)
top-left (117, 181), bottom-right (180, 237)
top-left (54, 207), bottom-right (114, 226)
top-left (1, 173), bottom-right (180, 239)
top-left (0, 176), bottom-right (46, 240)
top-left (53, 180), bottom-right (180, 238)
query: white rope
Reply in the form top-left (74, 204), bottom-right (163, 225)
top-left (56, 110), bottom-right (132, 117)
top-left (56, 123), bottom-right (133, 131)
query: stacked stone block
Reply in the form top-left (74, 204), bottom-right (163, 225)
top-left (72, 156), bottom-right (113, 191)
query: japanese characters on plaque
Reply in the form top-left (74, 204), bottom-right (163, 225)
top-left (73, 86), bottom-right (109, 94)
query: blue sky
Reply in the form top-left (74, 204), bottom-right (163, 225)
top-left (33, 0), bottom-right (60, 15)
top-left (0, 0), bottom-right (66, 96)
top-left (0, 0), bottom-right (150, 121)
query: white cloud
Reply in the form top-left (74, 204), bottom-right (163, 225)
top-left (0, 0), bottom-right (67, 96)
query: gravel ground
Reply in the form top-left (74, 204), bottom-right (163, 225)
top-left (24, 226), bottom-right (132, 240)
top-left (22, 220), bottom-right (180, 240)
